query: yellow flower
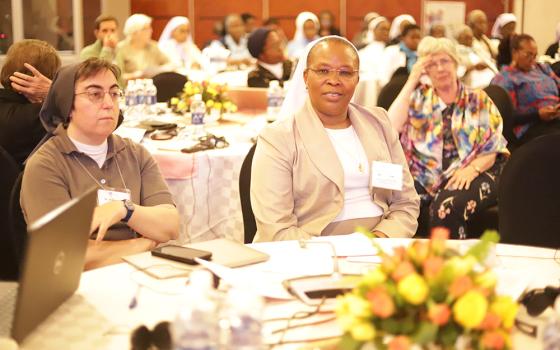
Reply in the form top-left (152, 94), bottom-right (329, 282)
top-left (223, 101), bottom-right (231, 109)
top-left (453, 290), bottom-right (488, 329)
top-left (350, 321), bottom-right (376, 342)
top-left (490, 296), bottom-right (518, 329)
top-left (213, 102), bottom-right (222, 111)
top-left (360, 268), bottom-right (386, 288)
top-left (177, 100), bottom-right (187, 111)
top-left (170, 97), bottom-right (179, 105)
top-left (335, 294), bottom-right (371, 331)
top-left (229, 104), bottom-right (238, 112)
top-left (447, 255), bottom-right (477, 276)
top-left (475, 270), bottom-right (497, 290)
top-left (207, 87), bottom-right (218, 96)
top-left (397, 273), bottom-right (428, 305)
top-left (206, 99), bottom-right (215, 108)
top-left (184, 86), bottom-right (193, 95)
top-left (193, 87), bottom-right (201, 94)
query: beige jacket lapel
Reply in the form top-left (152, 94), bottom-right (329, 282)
top-left (294, 99), bottom-right (344, 193)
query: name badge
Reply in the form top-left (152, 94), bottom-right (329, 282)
top-left (97, 188), bottom-right (131, 206)
top-left (370, 161), bottom-right (403, 191)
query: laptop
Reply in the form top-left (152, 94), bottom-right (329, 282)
top-left (0, 187), bottom-right (96, 343)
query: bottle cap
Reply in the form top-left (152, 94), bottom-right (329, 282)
top-left (194, 94), bottom-right (202, 101)
top-left (269, 80), bottom-right (279, 88)
top-left (189, 269), bottom-right (214, 290)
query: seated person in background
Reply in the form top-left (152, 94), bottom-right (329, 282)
top-left (429, 23), bottom-right (446, 38)
top-left (251, 36), bottom-right (419, 242)
top-left (241, 13), bottom-right (257, 34)
top-left (247, 28), bottom-right (292, 88)
top-left (379, 24), bottom-right (421, 86)
top-left (545, 22), bottom-right (560, 59)
top-left (115, 14), bottom-right (171, 81)
top-left (21, 58), bottom-right (180, 270)
top-left (467, 10), bottom-right (497, 61)
top-left (158, 16), bottom-right (209, 70)
top-left (358, 16), bottom-right (390, 79)
top-left (287, 12), bottom-right (320, 60)
top-left (491, 13), bottom-right (517, 69)
top-left (0, 39), bottom-right (60, 165)
top-left (491, 34), bottom-right (560, 144)
top-left (388, 37), bottom-right (509, 239)
top-left (205, 14), bottom-right (253, 67)
top-left (263, 17), bottom-right (288, 48)
top-left (352, 12), bottom-right (380, 50)
top-left (318, 10), bottom-right (341, 37)
top-left (388, 14), bottom-right (416, 46)
top-left (455, 25), bottom-right (497, 89)
top-left (80, 15), bottom-right (119, 61)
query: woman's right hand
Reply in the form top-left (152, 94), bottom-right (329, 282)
top-left (408, 57), bottom-right (432, 85)
top-left (538, 105), bottom-right (559, 121)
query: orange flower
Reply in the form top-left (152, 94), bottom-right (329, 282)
top-left (367, 287), bottom-right (395, 318)
top-left (479, 312), bottom-right (501, 330)
top-left (391, 261), bottom-right (416, 282)
top-left (423, 256), bottom-right (444, 279)
top-left (428, 303), bottom-right (451, 326)
top-left (481, 330), bottom-right (506, 350)
top-left (393, 246), bottom-right (407, 263)
top-left (408, 241), bottom-right (430, 264)
top-left (388, 335), bottom-right (411, 350)
top-left (449, 275), bottom-right (473, 298)
top-left (431, 227), bottom-right (450, 240)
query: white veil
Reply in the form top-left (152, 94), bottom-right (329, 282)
top-left (491, 13), bottom-right (516, 39)
top-left (389, 14), bottom-right (416, 41)
top-left (365, 16), bottom-right (388, 44)
top-left (279, 35), bottom-right (359, 118)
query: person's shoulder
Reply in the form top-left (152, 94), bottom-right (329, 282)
top-left (260, 115), bottom-right (296, 140)
top-left (25, 136), bottom-right (62, 170)
top-left (349, 103), bottom-right (392, 126)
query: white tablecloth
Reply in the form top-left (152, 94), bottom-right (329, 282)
top-left (14, 237), bottom-right (557, 349)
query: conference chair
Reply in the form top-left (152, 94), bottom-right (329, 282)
top-left (484, 84), bottom-right (517, 152)
top-left (551, 61), bottom-right (560, 77)
top-left (8, 173), bottom-right (27, 276)
top-left (498, 133), bottom-right (560, 248)
top-left (152, 72), bottom-right (188, 103)
top-left (239, 143), bottom-right (257, 243)
top-left (376, 74), bottom-right (408, 110)
top-left (0, 146), bottom-right (22, 280)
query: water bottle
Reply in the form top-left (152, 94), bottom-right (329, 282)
top-left (219, 287), bottom-right (264, 350)
top-left (172, 270), bottom-right (220, 350)
top-left (190, 94), bottom-right (206, 139)
top-left (543, 296), bottom-right (560, 350)
top-left (266, 80), bottom-right (283, 122)
top-left (124, 80), bottom-right (137, 120)
top-left (135, 79), bottom-right (147, 114)
top-left (145, 79), bottom-right (158, 115)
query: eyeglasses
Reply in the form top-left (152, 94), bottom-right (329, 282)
top-left (425, 58), bottom-right (454, 71)
top-left (519, 286), bottom-right (560, 317)
top-left (307, 68), bottom-right (359, 81)
top-left (75, 87), bottom-right (123, 104)
top-left (130, 321), bottom-right (171, 350)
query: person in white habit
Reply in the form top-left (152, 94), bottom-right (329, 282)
top-left (388, 14), bottom-right (416, 45)
top-left (286, 12), bottom-right (320, 60)
top-left (158, 16), bottom-right (209, 70)
top-left (455, 25), bottom-right (497, 89)
top-left (358, 16), bottom-right (390, 80)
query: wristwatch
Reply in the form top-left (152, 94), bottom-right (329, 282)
top-left (122, 199), bottom-right (135, 223)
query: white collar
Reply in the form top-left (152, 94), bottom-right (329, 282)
top-left (258, 61), bottom-right (284, 79)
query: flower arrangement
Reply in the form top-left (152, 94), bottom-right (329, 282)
top-left (169, 80), bottom-right (237, 114)
top-left (335, 229), bottom-right (518, 350)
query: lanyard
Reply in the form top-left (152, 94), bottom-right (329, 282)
top-left (73, 153), bottom-right (127, 190)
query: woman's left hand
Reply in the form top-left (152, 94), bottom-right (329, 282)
top-left (9, 63), bottom-right (52, 103)
top-left (445, 165), bottom-right (480, 191)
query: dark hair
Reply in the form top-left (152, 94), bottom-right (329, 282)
top-left (263, 17), bottom-right (279, 26)
top-left (74, 58), bottom-right (121, 84)
top-left (402, 24), bottom-right (421, 37)
top-left (307, 36), bottom-right (359, 68)
top-left (1, 39), bottom-right (61, 90)
top-left (510, 33), bottom-right (535, 52)
top-left (241, 13), bottom-right (256, 23)
top-left (94, 14), bottom-right (118, 30)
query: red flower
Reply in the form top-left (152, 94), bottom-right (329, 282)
top-left (423, 256), bottom-right (444, 279)
top-left (479, 312), bottom-right (501, 330)
top-left (481, 330), bottom-right (506, 350)
top-left (449, 275), bottom-right (473, 298)
top-left (388, 335), bottom-right (411, 350)
top-left (391, 261), bottom-right (416, 282)
top-left (428, 303), bottom-right (451, 326)
top-left (367, 287), bottom-right (395, 318)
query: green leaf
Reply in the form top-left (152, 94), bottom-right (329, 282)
top-left (412, 322), bottom-right (438, 345)
top-left (338, 333), bottom-right (363, 350)
top-left (466, 230), bottom-right (500, 263)
top-left (439, 323), bottom-right (460, 347)
top-left (379, 318), bottom-right (400, 334)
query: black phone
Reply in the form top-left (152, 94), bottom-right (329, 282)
top-left (151, 245), bottom-right (212, 265)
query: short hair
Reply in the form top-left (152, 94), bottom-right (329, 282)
top-left (402, 24), bottom-right (421, 37)
top-left (417, 36), bottom-right (460, 64)
top-left (467, 9), bottom-right (486, 26)
top-left (455, 25), bottom-right (473, 38)
top-left (263, 17), bottom-right (279, 26)
top-left (123, 13), bottom-right (151, 37)
top-left (224, 14), bottom-right (242, 28)
top-left (74, 58), bottom-right (121, 85)
top-left (510, 33), bottom-right (535, 52)
top-left (241, 13), bottom-right (256, 23)
top-left (94, 14), bottom-right (118, 30)
top-left (1, 39), bottom-right (61, 91)
top-left (307, 37), bottom-right (359, 69)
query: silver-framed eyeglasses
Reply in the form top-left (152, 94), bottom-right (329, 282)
top-left (307, 68), bottom-right (359, 81)
top-left (425, 58), bottom-right (454, 71)
top-left (75, 87), bottom-right (124, 104)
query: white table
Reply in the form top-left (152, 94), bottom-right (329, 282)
top-left (16, 237), bottom-right (557, 349)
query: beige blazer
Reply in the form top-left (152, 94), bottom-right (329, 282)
top-left (251, 98), bottom-right (420, 242)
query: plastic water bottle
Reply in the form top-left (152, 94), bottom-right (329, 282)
top-left (190, 94), bottom-right (206, 139)
top-left (172, 270), bottom-right (220, 350)
top-left (266, 80), bottom-right (283, 122)
top-left (135, 79), bottom-right (147, 113)
top-left (220, 287), bottom-right (264, 350)
top-left (145, 79), bottom-right (158, 115)
top-left (124, 80), bottom-right (137, 119)
top-left (543, 296), bottom-right (560, 350)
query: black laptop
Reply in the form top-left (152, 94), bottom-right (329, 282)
top-left (0, 187), bottom-right (96, 343)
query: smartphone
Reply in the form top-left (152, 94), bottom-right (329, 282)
top-left (151, 245), bottom-right (212, 265)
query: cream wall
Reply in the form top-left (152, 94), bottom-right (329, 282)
top-left (101, 0), bottom-right (130, 39)
top-left (513, 0), bottom-right (560, 54)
